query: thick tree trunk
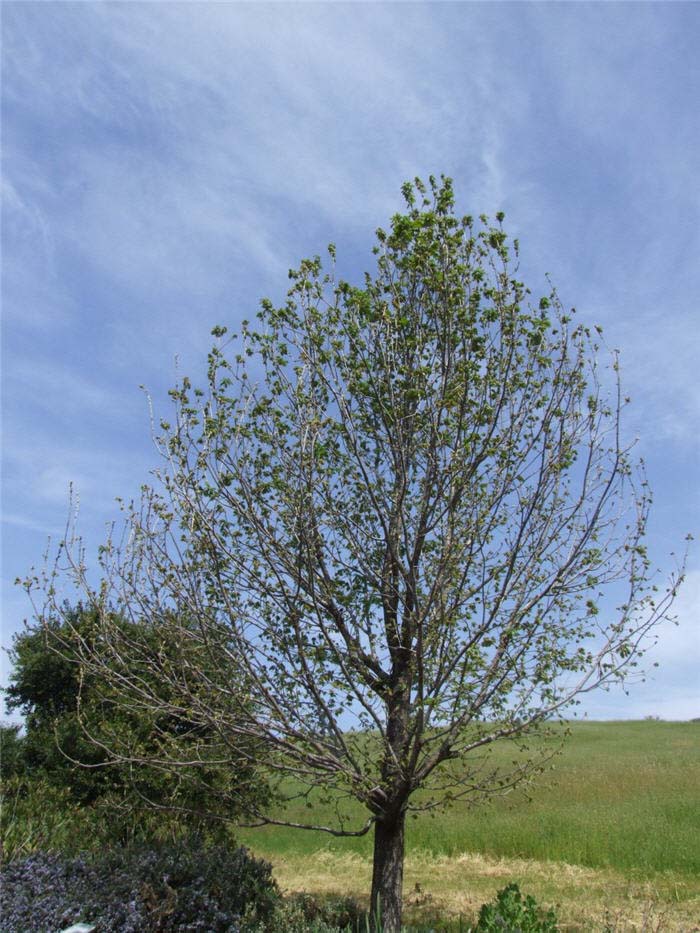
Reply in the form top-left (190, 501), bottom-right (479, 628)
top-left (370, 809), bottom-right (406, 933)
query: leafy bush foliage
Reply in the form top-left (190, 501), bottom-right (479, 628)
top-left (273, 893), bottom-right (364, 931)
top-left (0, 839), bottom-right (279, 932)
top-left (3, 604), bottom-right (269, 843)
top-left (0, 725), bottom-right (25, 781)
top-left (262, 901), bottom-right (344, 932)
top-left (474, 883), bottom-right (559, 932)
top-left (0, 776), bottom-right (99, 862)
top-left (0, 771), bottom-right (239, 862)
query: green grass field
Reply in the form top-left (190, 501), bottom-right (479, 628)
top-left (3, 720), bottom-right (698, 929)
top-left (236, 721), bottom-right (700, 929)
top-left (239, 720), bottom-right (700, 876)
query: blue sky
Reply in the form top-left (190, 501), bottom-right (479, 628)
top-left (2, 2), bottom-right (698, 721)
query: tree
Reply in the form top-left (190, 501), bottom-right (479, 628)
top-left (26, 176), bottom-right (683, 931)
top-left (4, 604), bottom-right (269, 839)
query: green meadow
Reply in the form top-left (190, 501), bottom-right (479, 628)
top-left (235, 721), bottom-right (700, 929)
top-left (239, 721), bottom-right (700, 876)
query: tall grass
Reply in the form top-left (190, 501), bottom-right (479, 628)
top-left (238, 721), bottom-right (700, 876)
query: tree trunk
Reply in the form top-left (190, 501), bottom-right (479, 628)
top-left (370, 809), bottom-right (406, 933)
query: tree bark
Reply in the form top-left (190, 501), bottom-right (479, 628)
top-left (370, 808), bottom-right (406, 933)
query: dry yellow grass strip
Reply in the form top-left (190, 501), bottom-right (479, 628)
top-left (254, 848), bottom-right (700, 932)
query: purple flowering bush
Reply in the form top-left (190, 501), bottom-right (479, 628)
top-left (0, 839), bottom-right (279, 932)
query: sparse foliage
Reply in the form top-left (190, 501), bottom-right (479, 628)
top-left (25, 176), bottom-right (682, 931)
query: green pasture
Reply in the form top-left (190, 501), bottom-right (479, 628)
top-left (238, 720), bottom-right (700, 876)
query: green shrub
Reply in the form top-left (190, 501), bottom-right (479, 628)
top-left (0, 777), bottom-right (98, 862)
top-left (261, 899), bottom-right (345, 932)
top-left (3, 604), bottom-right (269, 832)
top-left (1, 773), bottom-right (235, 862)
top-left (474, 883), bottom-right (559, 932)
top-left (268, 893), bottom-right (363, 931)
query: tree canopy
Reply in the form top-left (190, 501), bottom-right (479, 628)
top-left (26, 175), bottom-right (682, 931)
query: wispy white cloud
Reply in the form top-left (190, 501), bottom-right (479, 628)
top-left (4, 3), bottom-right (531, 380)
top-left (2, 512), bottom-right (64, 537)
top-left (7, 356), bottom-right (143, 425)
top-left (2, 2), bottom-right (698, 719)
top-left (4, 436), bottom-right (151, 516)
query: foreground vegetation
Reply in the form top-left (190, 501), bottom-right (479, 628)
top-left (3, 720), bottom-right (698, 930)
top-left (0, 841), bottom-right (561, 933)
top-left (265, 848), bottom-right (700, 932)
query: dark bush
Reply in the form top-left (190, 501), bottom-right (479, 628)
top-left (0, 838), bottom-right (279, 932)
top-left (0, 725), bottom-right (25, 782)
top-left (3, 604), bottom-right (270, 835)
top-left (474, 882), bottom-right (559, 932)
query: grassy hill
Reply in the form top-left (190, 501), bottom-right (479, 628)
top-left (239, 720), bottom-right (700, 876)
top-left (237, 720), bottom-right (700, 929)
